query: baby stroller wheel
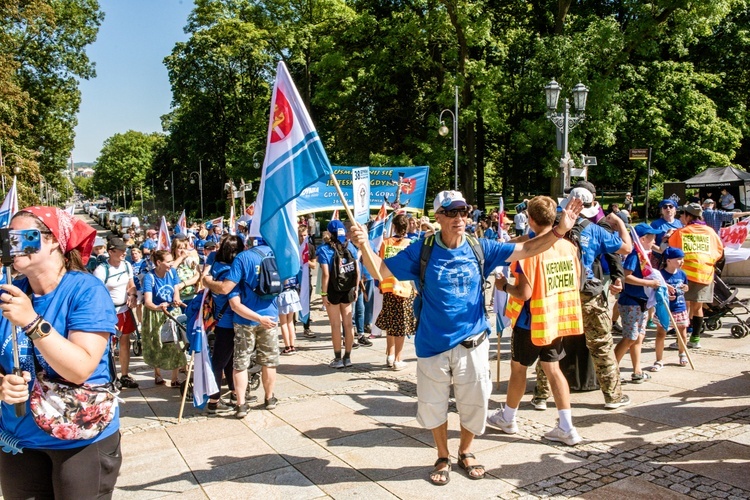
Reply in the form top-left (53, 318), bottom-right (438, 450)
top-left (248, 372), bottom-right (261, 391)
top-left (132, 331), bottom-right (143, 356)
top-left (705, 319), bottom-right (721, 331)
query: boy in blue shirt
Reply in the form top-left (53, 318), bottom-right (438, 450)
top-left (652, 247), bottom-right (690, 369)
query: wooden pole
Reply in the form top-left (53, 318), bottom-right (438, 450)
top-left (177, 354), bottom-right (195, 423)
top-left (665, 305), bottom-right (694, 370)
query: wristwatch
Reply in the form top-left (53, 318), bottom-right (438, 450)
top-left (26, 320), bottom-right (52, 341)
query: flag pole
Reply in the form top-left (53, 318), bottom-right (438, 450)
top-left (177, 354), bottom-right (195, 423)
top-left (664, 301), bottom-right (694, 370)
top-left (328, 172), bottom-right (383, 282)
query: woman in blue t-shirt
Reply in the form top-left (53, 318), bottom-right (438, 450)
top-left (0, 207), bottom-right (120, 498)
top-left (142, 249), bottom-right (188, 387)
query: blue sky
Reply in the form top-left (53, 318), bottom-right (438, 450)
top-left (72, 0), bottom-right (195, 163)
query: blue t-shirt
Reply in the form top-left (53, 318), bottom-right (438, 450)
top-left (195, 239), bottom-right (207, 264)
top-left (385, 235), bottom-right (516, 357)
top-left (483, 228), bottom-right (498, 241)
top-left (0, 272), bottom-right (118, 450)
top-left (579, 222), bottom-right (623, 279)
top-left (619, 251), bottom-right (648, 306)
top-left (129, 259), bottom-right (146, 291)
top-left (650, 218), bottom-right (683, 246)
top-left (660, 268), bottom-right (688, 313)
top-left (210, 261), bottom-right (236, 329)
top-left (142, 269), bottom-right (181, 305)
top-left (316, 241), bottom-right (360, 268)
top-left (225, 246), bottom-right (278, 326)
top-left (142, 238), bottom-right (157, 252)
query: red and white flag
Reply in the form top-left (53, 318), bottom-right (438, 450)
top-left (331, 209), bottom-right (339, 221)
top-left (157, 216), bottom-right (171, 251)
top-left (176, 210), bottom-right (187, 235)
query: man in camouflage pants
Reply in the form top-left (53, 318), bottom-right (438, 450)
top-left (533, 184), bottom-right (633, 410)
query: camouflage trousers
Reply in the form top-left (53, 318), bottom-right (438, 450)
top-left (534, 293), bottom-right (623, 404)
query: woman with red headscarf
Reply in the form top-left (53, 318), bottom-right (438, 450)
top-left (0, 207), bottom-right (121, 498)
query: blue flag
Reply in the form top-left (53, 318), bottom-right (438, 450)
top-left (249, 61), bottom-right (333, 281)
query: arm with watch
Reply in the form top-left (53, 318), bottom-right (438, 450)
top-left (495, 268), bottom-right (531, 302)
top-left (0, 283), bottom-right (110, 385)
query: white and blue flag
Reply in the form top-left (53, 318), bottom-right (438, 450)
top-left (0, 177), bottom-right (19, 228)
top-left (250, 61), bottom-right (333, 281)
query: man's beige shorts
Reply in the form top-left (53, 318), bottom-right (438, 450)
top-left (416, 338), bottom-right (491, 436)
top-left (233, 323), bottom-right (280, 370)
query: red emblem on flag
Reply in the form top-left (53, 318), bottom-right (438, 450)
top-left (271, 90), bottom-right (293, 143)
top-left (400, 178), bottom-right (416, 195)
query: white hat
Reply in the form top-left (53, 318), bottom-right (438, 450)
top-left (560, 187), bottom-right (599, 218)
top-left (93, 236), bottom-right (106, 248)
top-left (433, 190), bottom-right (469, 212)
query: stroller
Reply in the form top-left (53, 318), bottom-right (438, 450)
top-left (702, 262), bottom-right (750, 339)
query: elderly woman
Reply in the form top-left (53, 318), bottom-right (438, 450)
top-left (0, 207), bottom-right (121, 498)
top-left (142, 249), bottom-right (188, 387)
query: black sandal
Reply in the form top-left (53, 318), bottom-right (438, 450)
top-left (430, 457), bottom-right (451, 485)
top-left (458, 452), bottom-right (485, 480)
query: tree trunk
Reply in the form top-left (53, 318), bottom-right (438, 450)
top-left (555, 0), bottom-right (573, 35)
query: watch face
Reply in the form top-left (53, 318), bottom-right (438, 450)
top-left (40, 322), bottom-right (51, 334)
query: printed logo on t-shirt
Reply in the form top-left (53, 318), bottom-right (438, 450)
top-left (436, 257), bottom-right (476, 298)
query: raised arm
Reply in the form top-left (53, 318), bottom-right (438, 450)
top-left (349, 223), bottom-right (394, 281)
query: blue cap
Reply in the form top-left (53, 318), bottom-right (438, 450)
top-left (327, 220), bottom-right (347, 243)
top-left (659, 199), bottom-right (677, 209)
top-left (634, 223), bottom-right (664, 238)
top-left (662, 247), bottom-right (685, 260)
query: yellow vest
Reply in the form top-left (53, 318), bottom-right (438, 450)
top-left (667, 224), bottom-right (723, 285)
top-left (379, 237), bottom-right (413, 298)
top-left (505, 239), bottom-right (584, 346)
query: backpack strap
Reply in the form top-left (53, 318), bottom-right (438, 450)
top-left (465, 234), bottom-right (488, 320)
top-left (418, 235), bottom-right (435, 291)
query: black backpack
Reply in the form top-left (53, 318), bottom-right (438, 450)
top-left (329, 243), bottom-right (358, 293)
top-left (251, 247), bottom-right (283, 299)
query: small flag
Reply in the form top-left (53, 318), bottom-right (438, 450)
top-left (368, 202), bottom-right (388, 253)
top-left (185, 289), bottom-right (220, 409)
top-left (157, 216), bottom-right (171, 251)
top-left (631, 227), bottom-right (671, 330)
top-left (175, 210), bottom-right (187, 235)
top-left (0, 177), bottom-right (19, 228)
top-left (208, 216), bottom-right (223, 232)
top-left (331, 209), bottom-right (339, 221)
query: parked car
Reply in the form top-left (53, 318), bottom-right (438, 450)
top-left (118, 215), bottom-right (141, 236)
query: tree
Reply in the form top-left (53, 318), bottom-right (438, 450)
top-left (93, 131), bottom-right (163, 199)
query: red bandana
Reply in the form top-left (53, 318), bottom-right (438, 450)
top-left (20, 206), bottom-right (97, 265)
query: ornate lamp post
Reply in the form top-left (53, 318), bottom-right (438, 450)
top-left (544, 79), bottom-right (589, 194)
top-left (438, 86), bottom-right (459, 191)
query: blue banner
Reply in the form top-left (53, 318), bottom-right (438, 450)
top-left (296, 166), bottom-right (430, 215)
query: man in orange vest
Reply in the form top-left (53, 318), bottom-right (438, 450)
top-left (487, 196), bottom-right (584, 445)
top-left (667, 203), bottom-right (724, 349)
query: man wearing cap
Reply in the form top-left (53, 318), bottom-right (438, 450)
top-left (349, 190), bottom-right (583, 484)
top-left (534, 185), bottom-right (633, 411)
top-left (701, 198), bottom-right (750, 234)
top-left (94, 237), bottom-right (139, 389)
top-left (667, 203), bottom-right (724, 349)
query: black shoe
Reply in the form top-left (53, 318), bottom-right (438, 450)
top-left (265, 395), bottom-right (278, 410)
top-left (364, 324), bottom-right (372, 334)
top-left (119, 375), bottom-right (139, 389)
top-left (235, 403), bottom-right (250, 418)
top-left (358, 335), bottom-right (373, 347)
top-left (207, 400), bottom-right (234, 414)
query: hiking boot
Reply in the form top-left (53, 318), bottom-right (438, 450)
top-left (329, 358), bottom-right (344, 369)
top-left (604, 394), bottom-right (631, 410)
top-left (119, 375), bottom-right (139, 389)
top-left (303, 329), bottom-right (316, 338)
top-left (235, 403), bottom-right (250, 419)
top-left (358, 335), bottom-right (373, 347)
top-left (531, 398), bottom-right (547, 411)
top-left (265, 395), bottom-right (278, 410)
top-left (688, 336), bottom-right (702, 349)
top-left (207, 400), bottom-right (234, 414)
top-left (486, 409), bottom-right (518, 434)
top-left (631, 372), bottom-right (651, 384)
top-left (544, 425), bottom-right (582, 446)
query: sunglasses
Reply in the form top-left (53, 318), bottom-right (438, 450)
top-left (437, 208), bottom-right (470, 218)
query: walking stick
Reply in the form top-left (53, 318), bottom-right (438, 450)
top-left (177, 354), bottom-right (195, 423)
top-left (666, 306), bottom-right (695, 370)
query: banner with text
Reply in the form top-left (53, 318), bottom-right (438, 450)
top-left (296, 166), bottom-right (429, 215)
top-left (352, 167), bottom-right (371, 224)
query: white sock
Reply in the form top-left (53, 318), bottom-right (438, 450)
top-left (558, 409), bottom-right (573, 432)
top-left (502, 404), bottom-right (517, 422)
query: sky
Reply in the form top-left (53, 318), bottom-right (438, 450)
top-left (72, 0), bottom-right (196, 164)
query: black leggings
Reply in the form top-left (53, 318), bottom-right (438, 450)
top-left (210, 325), bottom-right (235, 398)
top-left (0, 431), bottom-right (121, 499)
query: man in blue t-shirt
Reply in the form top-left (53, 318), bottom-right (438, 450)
top-left (203, 241), bottom-right (280, 417)
top-left (350, 189), bottom-right (583, 485)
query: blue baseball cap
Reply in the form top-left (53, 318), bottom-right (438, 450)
top-left (327, 220), bottom-right (347, 243)
top-left (662, 247), bottom-right (685, 260)
top-left (634, 223), bottom-right (664, 238)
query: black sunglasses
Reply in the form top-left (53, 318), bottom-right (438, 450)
top-left (437, 208), bottom-right (470, 218)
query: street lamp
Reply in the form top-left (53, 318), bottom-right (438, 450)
top-left (164, 171), bottom-right (175, 212)
top-left (189, 167), bottom-right (204, 219)
top-left (544, 79), bottom-right (589, 194)
top-left (253, 151), bottom-right (263, 169)
top-left (0, 152), bottom-right (23, 194)
top-left (438, 85), bottom-right (459, 191)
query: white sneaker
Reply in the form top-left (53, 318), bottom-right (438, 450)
top-left (667, 342), bottom-right (680, 350)
top-left (392, 361), bottom-right (407, 371)
top-left (531, 398), bottom-right (547, 411)
top-left (544, 425), bottom-right (582, 446)
top-left (486, 409), bottom-right (518, 434)
top-left (386, 355), bottom-right (395, 368)
top-left (329, 358), bottom-right (344, 369)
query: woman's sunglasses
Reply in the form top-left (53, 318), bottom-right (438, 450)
top-left (437, 208), bottom-right (470, 218)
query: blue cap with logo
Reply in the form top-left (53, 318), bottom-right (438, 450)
top-left (327, 220), bottom-right (347, 243)
top-left (634, 223), bottom-right (664, 238)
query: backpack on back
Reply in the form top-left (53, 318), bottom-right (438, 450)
top-left (329, 243), bottom-right (358, 293)
top-left (251, 247), bottom-right (283, 299)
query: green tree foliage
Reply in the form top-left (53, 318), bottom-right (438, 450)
top-left (93, 131), bottom-right (163, 199)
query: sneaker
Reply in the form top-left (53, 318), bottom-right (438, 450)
top-left (392, 361), bottom-right (407, 371)
top-left (329, 358), bottom-right (344, 369)
top-left (531, 397), bottom-right (547, 411)
top-left (544, 425), bottom-right (582, 446)
top-left (265, 396), bottom-right (278, 410)
top-left (667, 341), bottom-right (680, 350)
top-left (358, 335), bottom-right (373, 347)
top-left (343, 357), bottom-right (353, 368)
top-left (364, 324), bottom-right (372, 334)
top-left (604, 394), bottom-right (631, 410)
top-left (207, 400), bottom-right (234, 414)
top-left (486, 408), bottom-right (518, 434)
top-left (303, 329), bottom-right (316, 338)
top-left (646, 320), bottom-right (656, 329)
top-left (631, 372), bottom-right (651, 384)
top-left (235, 403), bottom-right (250, 419)
top-left (119, 375), bottom-right (139, 389)
top-left (386, 355), bottom-right (395, 368)
top-left (688, 336), bottom-right (702, 349)
top-left (611, 322), bottom-right (622, 333)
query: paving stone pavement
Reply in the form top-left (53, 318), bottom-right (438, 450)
top-left (105, 284), bottom-right (750, 499)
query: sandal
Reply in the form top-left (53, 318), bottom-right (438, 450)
top-left (154, 376), bottom-right (165, 385)
top-left (457, 452), bottom-right (485, 480)
top-left (631, 372), bottom-right (651, 384)
top-left (679, 353), bottom-right (688, 366)
top-left (646, 361), bottom-right (664, 372)
top-left (430, 457), bottom-right (451, 486)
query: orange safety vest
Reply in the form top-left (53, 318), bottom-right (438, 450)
top-left (505, 239), bottom-right (584, 346)
top-left (667, 224), bottom-right (723, 285)
top-left (379, 237), bottom-right (413, 298)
